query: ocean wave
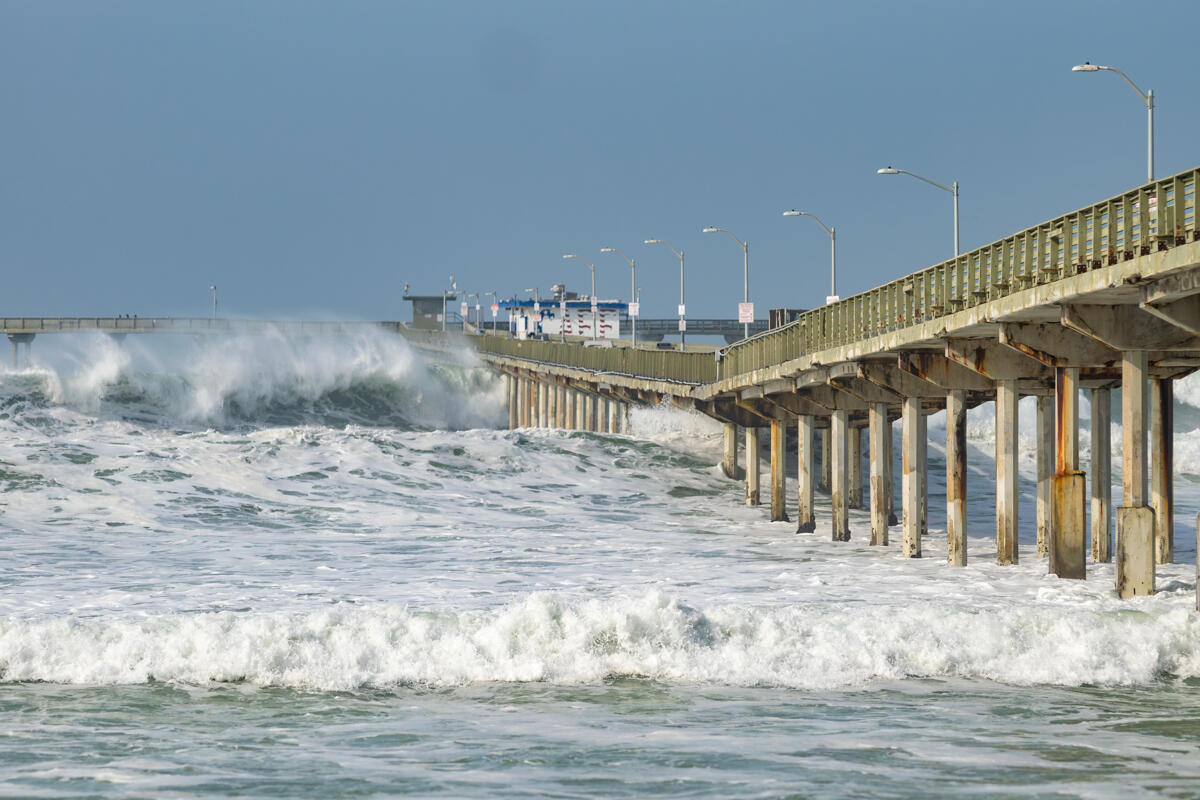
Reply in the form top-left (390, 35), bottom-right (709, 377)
top-left (3, 591), bottom-right (1197, 691)
top-left (0, 329), bottom-right (504, 431)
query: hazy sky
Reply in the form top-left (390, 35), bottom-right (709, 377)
top-left (3, 0), bottom-right (1197, 321)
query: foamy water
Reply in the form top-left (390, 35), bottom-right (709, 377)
top-left (1, 330), bottom-right (1198, 798)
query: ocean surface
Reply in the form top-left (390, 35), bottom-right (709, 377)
top-left (1, 330), bottom-right (1198, 799)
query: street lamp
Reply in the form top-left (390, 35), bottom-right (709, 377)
top-left (877, 167), bottom-right (960, 256)
top-left (644, 238), bottom-right (686, 348)
top-left (562, 254), bottom-right (598, 340)
top-left (209, 284), bottom-right (217, 319)
top-left (600, 247), bottom-right (636, 346)
top-left (702, 226), bottom-right (751, 338)
top-left (486, 290), bottom-right (499, 334)
top-left (781, 211), bottom-right (837, 303)
top-left (441, 275), bottom-right (456, 332)
top-left (467, 292), bottom-right (480, 328)
top-left (1072, 62), bottom-right (1155, 183)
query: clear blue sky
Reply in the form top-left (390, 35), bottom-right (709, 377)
top-left (2, 0), bottom-right (1197, 320)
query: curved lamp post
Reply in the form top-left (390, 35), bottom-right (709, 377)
top-left (563, 254), bottom-right (597, 340)
top-left (781, 211), bottom-right (836, 303)
top-left (702, 226), bottom-right (750, 338)
top-left (600, 247), bottom-right (636, 346)
top-left (209, 284), bottom-right (217, 319)
top-left (877, 167), bottom-right (960, 257)
top-left (1072, 62), bottom-right (1154, 182)
top-left (644, 238), bottom-right (686, 348)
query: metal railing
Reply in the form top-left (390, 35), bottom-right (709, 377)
top-left (473, 336), bottom-right (717, 385)
top-left (717, 166), bottom-right (1199, 379)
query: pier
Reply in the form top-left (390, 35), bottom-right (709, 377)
top-left (473, 167), bottom-right (1200, 604)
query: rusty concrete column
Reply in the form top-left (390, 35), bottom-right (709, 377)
top-left (1036, 395), bottom-right (1054, 559)
top-left (1117, 351), bottom-right (1154, 598)
top-left (517, 378), bottom-right (529, 428)
top-left (745, 426), bottom-right (761, 506)
top-left (537, 381), bottom-right (548, 428)
top-left (770, 418), bottom-right (789, 522)
top-left (556, 385), bottom-right (567, 428)
top-left (946, 389), bottom-right (967, 566)
top-left (869, 402), bottom-right (889, 546)
top-left (996, 379), bottom-right (1019, 565)
top-left (1151, 377), bottom-right (1174, 564)
top-left (917, 404), bottom-right (927, 537)
top-left (820, 428), bottom-right (831, 493)
top-left (574, 390), bottom-right (586, 431)
top-left (848, 427), bottom-right (864, 510)
top-left (596, 397), bottom-right (609, 433)
top-left (607, 397), bottom-right (619, 434)
top-left (619, 402), bottom-right (630, 434)
top-left (722, 423), bottom-right (740, 479)
top-left (902, 396), bottom-right (922, 558)
top-left (831, 409), bottom-right (850, 541)
top-left (1091, 388), bottom-right (1112, 563)
top-left (796, 415), bottom-right (816, 533)
top-left (1051, 366), bottom-right (1086, 580)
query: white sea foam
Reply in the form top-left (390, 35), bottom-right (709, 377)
top-left (2, 590), bottom-right (1197, 690)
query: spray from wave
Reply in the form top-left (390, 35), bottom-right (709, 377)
top-left (1, 328), bottom-right (505, 431)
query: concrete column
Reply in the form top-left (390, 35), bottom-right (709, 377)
top-left (902, 396), bottom-right (922, 558)
top-left (556, 385), bottom-right (567, 429)
top-left (1036, 395), bottom-right (1054, 558)
top-left (618, 402), bottom-right (630, 434)
top-left (722, 423), bottom-right (740, 479)
top-left (1152, 377), bottom-right (1174, 564)
top-left (1091, 388), bottom-right (1112, 563)
top-left (770, 418), bottom-right (789, 522)
top-left (537, 382), bottom-right (548, 428)
top-left (745, 426), bottom-right (761, 506)
top-left (946, 389), bottom-right (967, 566)
top-left (1117, 351), bottom-right (1154, 598)
top-left (917, 405), bottom-right (927, 536)
top-left (820, 428), bottom-right (831, 492)
top-left (507, 375), bottom-right (518, 429)
top-left (885, 415), bottom-right (897, 526)
top-left (869, 402), bottom-right (889, 546)
top-left (796, 415), bottom-right (816, 533)
top-left (996, 379), bottom-right (1019, 565)
top-left (848, 427), bottom-right (863, 510)
top-left (574, 390), bottom-right (586, 431)
top-left (596, 398), bottom-right (608, 433)
top-left (585, 394), bottom-right (596, 432)
top-left (517, 378), bottom-right (528, 428)
top-left (547, 383), bottom-right (557, 428)
top-left (831, 409), bottom-right (850, 541)
top-left (607, 398), bottom-right (618, 434)
top-left (1051, 366), bottom-right (1086, 580)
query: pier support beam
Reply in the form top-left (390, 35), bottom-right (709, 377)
top-left (556, 385), bottom-right (567, 429)
top-left (584, 393), bottom-right (596, 432)
top-left (538, 382), bottom-right (548, 428)
top-left (745, 426), bottom-right (761, 506)
top-left (869, 402), bottom-right (889, 546)
top-left (574, 390), bottom-right (586, 431)
top-left (885, 415), bottom-right (897, 526)
top-left (996, 379), bottom-right (1019, 565)
top-left (946, 389), bottom-right (967, 566)
top-left (1051, 366), bottom-right (1086, 580)
top-left (820, 428), bottom-right (831, 493)
top-left (796, 415), bottom-right (816, 533)
top-left (722, 423), bottom-right (739, 479)
top-left (1117, 351), bottom-right (1154, 598)
top-left (1091, 388), bottom-right (1112, 563)
top-left (901, 396), bottom-right (922, 557)
top-left (507, 375), bottom-right (518, 429)
top-left (831, 409), bottom-right (850, 541)
top-left (770, 418), bottom-right (789, 522)
top-left (848, 427), bottom-right (864, 510)
top-left (1036, 396), bottom-right (1053, 559)
top-left (917, 408), bottom-right (927, 536)
top-left (1152, 377), bottom-right (1174, 564)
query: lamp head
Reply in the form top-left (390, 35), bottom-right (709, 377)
top-left (644, 238), bottom-right (660, 245)
top-left (702, 227), bottom-right (719, 233)
top-left (600, 247), bottom-right (615, 253)
top-left (877, 167), bottom-right (900, 175)
top-left (562, 253), bottom-right (576, 259)
top-left (1072, 62), bottom-right (1101, 72)
top-left (782, 210), bottom-right (801, 217)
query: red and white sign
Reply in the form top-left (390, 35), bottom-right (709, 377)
top-left (738, 302), bottom-right (755, 324)
top-left (677, 304), bottom-right (686, 316)
top-left (460, 302), bottom-right (469, 317)
top-left (490, 303), bottom-right (499, 316)
top-left (628, 302), bottom-right (640, 317)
